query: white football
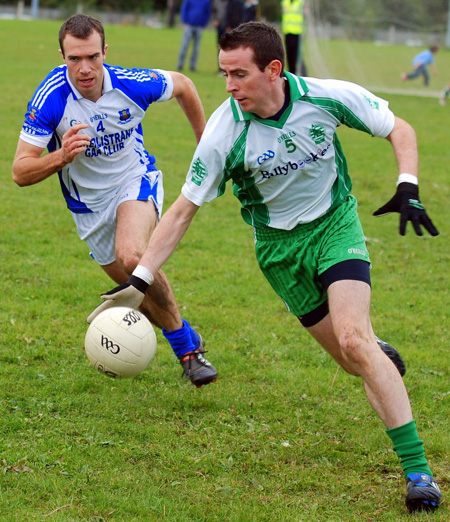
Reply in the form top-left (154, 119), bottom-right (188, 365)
top-left (85, 306), bottom-right (157, 378)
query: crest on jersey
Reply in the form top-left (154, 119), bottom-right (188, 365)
top-left (190, 157), bottom-right (208, 186)
top-left (309, 124), bottom-right (326, 145)
top-left (118, 108), bottom-right (133, 124)
top-left (27, 107), bottom-right (39, 121)
top-left (361, 92), bottom-right (380, 110)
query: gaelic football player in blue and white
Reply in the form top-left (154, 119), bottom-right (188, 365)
top-left (12, 14), bottom-right (217, 388)
top-left (87, 22), bottom-right (441, 512)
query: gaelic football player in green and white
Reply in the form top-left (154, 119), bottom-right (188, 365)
top-left (88, 22), bottom-right (441, 512)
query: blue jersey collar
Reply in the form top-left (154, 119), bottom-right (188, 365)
top-left (65, 64), bottom-right (112, 100)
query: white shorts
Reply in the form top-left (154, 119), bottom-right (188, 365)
top-left (72, 171), bottom-right (163, 265)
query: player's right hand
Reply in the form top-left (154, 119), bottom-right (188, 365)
top-left (86, 276), bottom-right (149, 324)
top-left (61, 123), bottom-right (91, 164)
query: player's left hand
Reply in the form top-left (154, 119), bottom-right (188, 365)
top-left (87, 275), bottom-right (149, 324)
top-left (373, 182), bottom-right (439, 237)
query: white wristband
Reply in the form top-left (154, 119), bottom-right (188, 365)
top-left (132, 265), bottom-right (154, 285)
top-left (397, 173), bottom-right (418, 186)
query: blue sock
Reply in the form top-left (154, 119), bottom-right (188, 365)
top-left (162, 319), bottom-right (198, 358)
top-left (189, 326), bottom-right (201, 349)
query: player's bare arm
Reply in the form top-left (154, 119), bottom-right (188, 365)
top-left (169, 71), bottom-right (206, 144)
top-left (12, 122), bottom-right (91, 186)
top-left (141, 194), bottom-right (200, 276)
top-left (385, 116), bottom-right (418, 177)
top-left (374, 116), bottom-right (438, 236)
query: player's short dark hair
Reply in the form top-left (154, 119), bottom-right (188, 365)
top-left (59, 14), bottom-right (105, 56)
top-left (219, 22), bottom-right (285, 72)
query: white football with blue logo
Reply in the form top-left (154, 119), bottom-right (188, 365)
top-left (85, 307), bottom-right (156, 378)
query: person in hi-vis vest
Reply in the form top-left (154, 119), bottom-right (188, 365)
top-left (281, 0), bottom-right (307, 76)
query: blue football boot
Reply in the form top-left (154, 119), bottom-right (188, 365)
top-left (405, 473), bottom-right (441, 512)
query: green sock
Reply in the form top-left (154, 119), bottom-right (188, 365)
top-left (386, 420), bottom-right (432, 480)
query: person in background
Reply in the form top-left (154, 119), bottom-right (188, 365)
top-left (212, 0), bottom-right (228, 45)
top-left (281, 0), bottom-right (307, 76)
top-left (176, 0), bottom-right (212, 73)
top-left (87, 22), bottom-right (441, 513)
top-left (12, 14), bottom-right (218, 388)
top-left (243, 0), bottom-right (259, 22)
top-left (401, 46), bottom-right (439, 87)
top-left (224, 0), bottom-right (244, 32)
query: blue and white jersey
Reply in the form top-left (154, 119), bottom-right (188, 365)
top-left (20, 64), bottom-right (174, 213)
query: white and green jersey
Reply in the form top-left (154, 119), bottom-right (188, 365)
top-left (182, 72), bottom-right (395, 229)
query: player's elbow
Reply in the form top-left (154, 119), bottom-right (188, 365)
top-left (12, 169), bottom-right (36, 187)
top-left (12, 159), bottom-right (44, 187)
top-left (172, 71), bottom-right (199, 101)
top-left (12, 164), bottom-right (28, 187)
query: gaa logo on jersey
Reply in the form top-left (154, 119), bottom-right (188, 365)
top-left (118, 108), bottom-right (133, 124)
top-left (257, 149), bottom-right (275, 165)
top-left (309, 124), bottom-right (326, 145)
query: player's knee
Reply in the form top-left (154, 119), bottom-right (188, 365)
top-left (115, 250), bottom-right (142, 276)
top-left (338, 329), bottom-right (372, 371)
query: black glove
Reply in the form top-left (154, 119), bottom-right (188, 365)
top-left (373, 182), bottom-right (439, 237)
top-left (87, 275), bottom-right (149, 323)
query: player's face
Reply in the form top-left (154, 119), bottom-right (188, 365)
top-left (219, 46), bottom-right (278, 118)
top-left (60, 31), bottom-right (107, 102)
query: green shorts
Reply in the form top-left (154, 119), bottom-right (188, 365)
top-left (254, 195), bottom-right (370, 317)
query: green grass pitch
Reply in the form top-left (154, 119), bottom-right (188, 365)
top-left (0, 18), bottom-right (449, 521)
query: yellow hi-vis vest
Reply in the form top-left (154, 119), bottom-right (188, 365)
top-left (282, 0), bottom-right (304, 35)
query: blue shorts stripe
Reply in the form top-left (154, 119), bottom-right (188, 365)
top-left (137, 174), bottom-right (159, 203)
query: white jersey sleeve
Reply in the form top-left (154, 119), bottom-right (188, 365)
top-left (303, 77), bottom-right (395, 138)
top-left (181, 99), bottom-right (242, 206)
top-left (153, 69), bottom-right (174, 101)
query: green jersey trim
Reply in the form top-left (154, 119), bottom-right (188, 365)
top-left (331, 133), bottom-right (352, 207)
top-left (300, 95), bottom-right (373, 135)
top-left (222, 122), bottom-right (271, 226)
top-left (284, 71), bottom-right (309, 101)
top-left (229, 71), bottom-right (309, 126)
top-left (230, 98), bottom-right (248, 121)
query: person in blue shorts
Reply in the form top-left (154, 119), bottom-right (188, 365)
top-left (401, 46), bottom-right (439, 86)
top-left (12, 14), bottom-right (218, 387)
